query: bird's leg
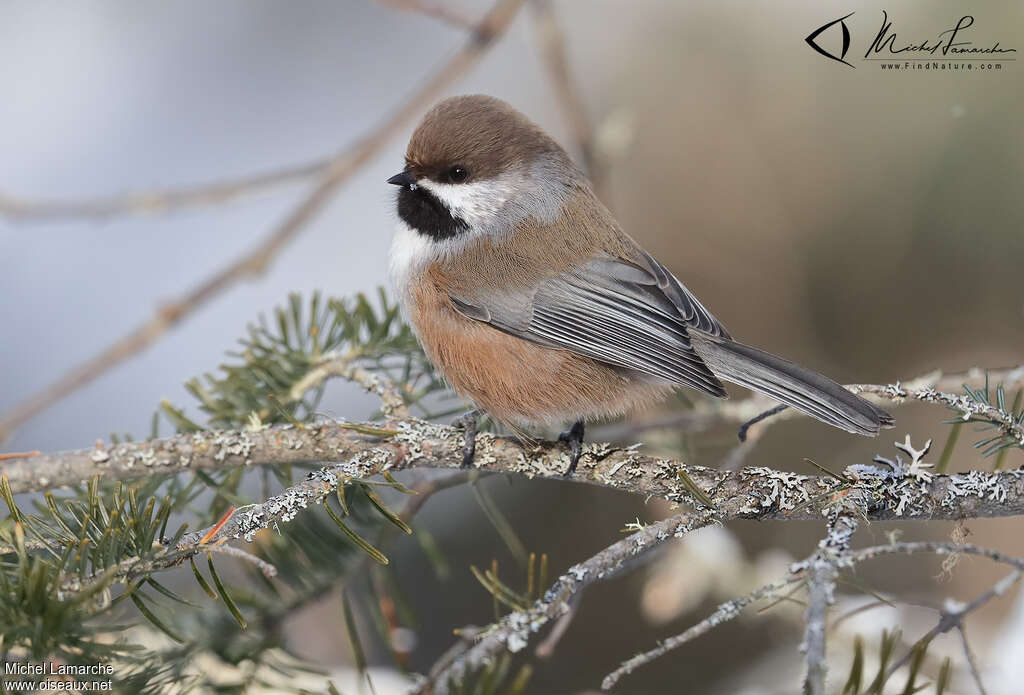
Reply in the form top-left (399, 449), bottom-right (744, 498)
top-left (558, 419), bottom-right (585, 476)
top-left (453, 409), bottom-right (482, 468)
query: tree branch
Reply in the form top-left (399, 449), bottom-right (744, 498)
top-left (529, 0), bottom-right (606, 200)
top-left (0, 161), bottom-right (328, 222)
top-left (0, 1), bottom-right (488, 225)
top-left (849, 381), bottom-right (1024, 450)
top-left (0, 0), bottom-right (527, 443)
top-left (601, 575), bottom-right (801, 689)
top-left (800, 497), bottom-right (862, 695)
top-left (5, 422), bottom-right (1024, 525)
top-left (602, 538), bottom-right (1024, 689)
top-left (380, 0), bottom-right (478, 29)
top-left (884, 570), bottom-right (1020, 685)
top-left (416, 511), bottom-right (717, 694)
top-left (288, 353), bottom-right (410, 421)
top-left (598, 366), bottom-right (1024, 441)
top-left (6, 367), bottom-right (1022, 689)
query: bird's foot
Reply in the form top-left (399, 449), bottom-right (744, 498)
top-left (558, 420), bottom-right (585, 477)
top-left (453, 409), bottom-right (482, 468)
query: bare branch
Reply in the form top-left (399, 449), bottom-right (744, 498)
top-left (418, 511), bottom-right (716, 694)
top-left (802, 566), bottom-right (836, 694)
top-left (379, 0), bottom-right (477, 29)
top-left (529, 0), bottom-right (606, 200)
top-left (884, 570), bottom-right (1020, 683)
top-left (0, 0), bottom-right (527, 443)
top-left (601, 575), bottom-right (800, 689)
top-left (958, 625), bottom-right (989, 695)
top-left (0, 161), bottom-right (327, 222)
top-left (0, 2), bottom-right (490, 225)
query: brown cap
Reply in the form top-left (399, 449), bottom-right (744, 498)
top-left (405, 94), bottom-right (572, 182)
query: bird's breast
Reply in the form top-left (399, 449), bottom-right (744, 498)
top-left (397, 259), bottom-right (672, 429)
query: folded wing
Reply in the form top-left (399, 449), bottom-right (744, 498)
top-left (448, 251), bottom-right (729, 398)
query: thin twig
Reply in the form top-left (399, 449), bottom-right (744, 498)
top-left (289, 353), bottom-right (410, 420)
top-left (849, 382), bottom-right (1024, 449)
top-left (0, 1), bottom-right (482, 225)
top-left (529, 0), bottom-right (606, 200)
top-left (847, 541), bottom-right (1024, 570)
top-left (379, 0), bottom-right (477, 29)
top-left (601, 576), bottom-right (800, 689)
top-left (0, 0), bottom-right (527, 443)
top-left (205, 543), bottom-right (279, 578)
top-left (603, 538), bottom-right (1024, 689)
top-left (419, 511), bottom-right (716, 694)
top-left (58, 470), bottom-right (471, 600)
top-left (958, 625), bottom-right (989, 695)
top-left (883, 570), bottom-right (1020, 682)
top-left (598, 366), bottom-right (1024, 443)
top-left (534, 595), bottom-right (578, 659)
top-left (0, 161), bottom-right (328, 222)
top-left (0, 451), bottom-right (41, 461)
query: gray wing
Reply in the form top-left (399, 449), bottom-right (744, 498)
top-left (449, 251), bottom-right (730, 397)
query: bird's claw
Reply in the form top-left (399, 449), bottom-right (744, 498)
top-left (453, 409), bottom-right (481, 468)
top-left (558, 420), bottom-right (585, 476)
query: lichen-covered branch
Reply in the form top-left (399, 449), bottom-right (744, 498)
top-left (5, 369), bottom-right (1023, 691)
top-left (288, 353), bottom-right (410, 420)
top-left (799, 498), bottom-right (862, 695)
top-left (603, 536), bottom-right (1024, 689)
top-left (849, 381), bottom-right (1024, 450)
top-left (5, 423), bottom-right (1024, 527)
top-left (599, 366), bottom-right (1024, 440)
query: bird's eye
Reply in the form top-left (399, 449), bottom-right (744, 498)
top-left (444, 165), bottom-right (469, 184)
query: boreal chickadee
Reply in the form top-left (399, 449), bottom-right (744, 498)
top-left (387, 94), bottom-right (892, 473)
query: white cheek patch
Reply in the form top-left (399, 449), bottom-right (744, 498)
top-left (417, 177), bottom-right (516, 229)
top-left (389, 159), bottom-right (576, 304)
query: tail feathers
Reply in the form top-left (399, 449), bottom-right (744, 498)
top-left (689, 333), bottom-right (894, 437)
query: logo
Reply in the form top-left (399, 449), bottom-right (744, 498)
top-left (805, 12), bottom-right (855, 67)
top-left (805, 11), bottom-right (1017, 71)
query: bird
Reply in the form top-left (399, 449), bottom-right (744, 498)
top-left (386, 94), bottom-right (893, 474)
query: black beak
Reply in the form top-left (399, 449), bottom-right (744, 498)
top-left (387, 171), bottom-right (416, 188)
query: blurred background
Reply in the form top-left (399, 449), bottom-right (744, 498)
top-left (1, 0), bottom-right (1022, 692)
